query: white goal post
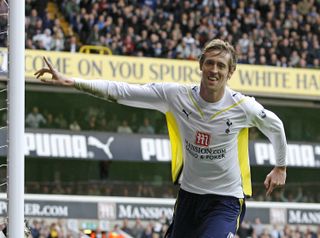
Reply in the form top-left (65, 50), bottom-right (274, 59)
top-left (7, 0), bottom-right (25, 237)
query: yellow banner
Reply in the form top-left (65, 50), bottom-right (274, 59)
top-left (24, 49), bottom-right (201, 84)
top-left (1, 48), bottom-right (320, 99)
top-left (231, 64), bottom-right (320, 99)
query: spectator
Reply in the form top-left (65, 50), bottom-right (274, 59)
top-left (87, 24), bottom-right (100, 45)
top-left (237, 220), bottom-right (253, 238)
top-left (289, 51), bottom-right (300, 67)
top-left (238, 33), bottom-right (250, 54)
top-left (97, 117), bottom-right (109, 131)
top-left (117, 120), bottom-right (133, 134)
top-left (141, 224), bottom-right (153, 238)
top-left (26, 38), bottom-right (36, 50)
top-left (30, 220), bottom-right (41, 238)
top-left (109, 224), bottom-right (125, 238)
top-left (64, 35), bottom-right (80, 53)
top-left (108, 114), bottom-right (119, 132)
top-left (26, 106), bottom-right (47, 128)
top-left (270, 224), bottom-right (283, 238)
top-left (54, 113), bottom-right (68, 129)
top-left (32, 28), bottom-right (53, 51)
top-left (252, 217), bottom-right (264, 237)
top-left (29, 9), bottom-right (40, 29)
top-left (43, 113), bottom-right (56, 128)
top-left (69, 119), bottom-right (81, 131)
top-left (121, 219), bottom-right (133, 236)
top-left (129, 113), bottom-right (139, 133)
top-left (313, 58), bottom-right (320, 69)
top-left (131, 219), bottom-right (145, 238)
top-left (51, 28), bottom-right (65, 51)
top-left (84, 115), bottom-right (97, 131)
top-left (47, 222), bottom-right (58, 238)
top-left (138, 117), bottom-right (155, 134)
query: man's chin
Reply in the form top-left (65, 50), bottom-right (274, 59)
top-left (201, 80), bottom-right (222, 92)
top-left (206, 83), bottom-right (219, 91)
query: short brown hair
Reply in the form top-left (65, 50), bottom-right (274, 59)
top-left (199, 39), bottom-right (237, 73)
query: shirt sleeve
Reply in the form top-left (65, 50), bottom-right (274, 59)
top-left (244, 97), bottom-right (287, 167)
top-left (74, 79), bottom-right (172, 113)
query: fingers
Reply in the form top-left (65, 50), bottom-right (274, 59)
top-left (34, 57), bottom-right (57, 83)
top-left (264, 174), bottom-right (276, 196)
top-left (265, 180), bottom-right (284, 196)
top-left (43, 56), bottom-right (54, 71)
top-left (266, 183), bottom-right (274, 196)
top-left (34, 56), bottom-right (73, 87)
top-left (264, 175), bottom-right (270, 190)
top-left (34, 68), bottom-right (52, 79)
top-left (264, 176), bottom-right (273, 196)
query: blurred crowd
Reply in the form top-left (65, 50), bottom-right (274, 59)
top-left (11, 216), bottom-right (320, 238)
top-left (26, 217), bottom-right (170, 238)
top-left (1, 216), bottom-right (318, 238)
top-left (24, 180), bottom-right (177, 199)
top-left (23, 106), bottom-right (166, 135)
top-left (22, 0), bottom-right (320, 69)
top-left (237, 219), bottom-right (320, 238)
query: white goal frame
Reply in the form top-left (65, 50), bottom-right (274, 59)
top-left (7, 0), bottom-right (25, 237)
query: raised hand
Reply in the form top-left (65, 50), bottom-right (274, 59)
top-left (34, 57), bottom-right (75, 87)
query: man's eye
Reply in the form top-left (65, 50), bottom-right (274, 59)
top-left (218, 63), bottom-right (226, 68)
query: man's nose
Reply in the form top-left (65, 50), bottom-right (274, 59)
top-left (211, 64), bottom-right (218, 73)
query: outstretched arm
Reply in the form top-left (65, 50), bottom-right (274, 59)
top-left (34, 57), bottom-right (172, 113)
top-left (34, 57), bottom-right (75, 87)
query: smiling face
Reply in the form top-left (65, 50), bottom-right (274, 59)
top-left (199, 39), bottom-right (237, 102)
top-left (200, 49), bottom-right (234, 102)
top-left (201, 50), bottom-right (231, 92)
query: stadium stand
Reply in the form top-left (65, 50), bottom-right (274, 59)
top-left (23, 0), bottom-right (320, 68)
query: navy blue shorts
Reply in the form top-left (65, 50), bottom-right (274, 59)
top-left (165, 189), bottom-right (246, 238)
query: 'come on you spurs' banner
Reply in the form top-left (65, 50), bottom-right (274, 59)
top-left (0, 48), bottom-right (319, 100)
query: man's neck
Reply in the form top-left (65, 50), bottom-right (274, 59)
top-left (199, 84), bottom-right (225, 103)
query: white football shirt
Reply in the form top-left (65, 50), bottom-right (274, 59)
top-left (75, 80), bottom-right (287, 198)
